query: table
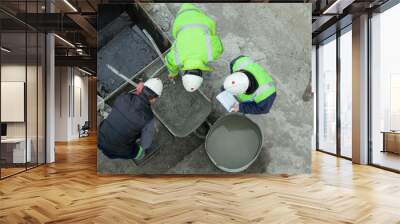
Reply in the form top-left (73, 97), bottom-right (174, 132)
top-left (382, 131), bottom-right (400, 154)
top-left (1, 138), bottom-right (31, 163)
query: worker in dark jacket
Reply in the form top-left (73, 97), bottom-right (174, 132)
top-left (98, 78), bottom-right (163, 162)
top-left (222, 55), bottom-right (276, 114)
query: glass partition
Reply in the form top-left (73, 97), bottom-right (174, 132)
top-left (0, 1), bottom-right (46, 179)
top-left (1, 30), bottom-right (28, 177)
top-left (27, 31), bottom-right (38, 169)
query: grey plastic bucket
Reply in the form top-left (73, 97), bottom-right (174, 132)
top-left (205, 113), bottom-right (263, 173)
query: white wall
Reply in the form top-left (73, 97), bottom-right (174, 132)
top-left (1, 63), bottom-right (46, 164)
top-left (1, 64), bottom-right (26, 138)
top-left (54, 67), bottom-right (89, 141)
top-left (71, 72), bottom-right (89, 138)
top-left (1, 65), bottom-right (42, 137)
top-left (1, 65), bottom-right (26, 139)
top-left (55, 67), bottom-right (69, 141)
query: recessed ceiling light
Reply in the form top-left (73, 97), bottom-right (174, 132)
top-left (54, 34), bottom-right (75, 48)
top-left (78, 67), bottom-right (92, 76)
top-left (322, 0), bottom-right (354, 15)
top-left (1, 47), bottom-right (11, 53)
top-left (63, 0), bottom-right (78, 12)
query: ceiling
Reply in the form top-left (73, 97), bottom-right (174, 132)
top-left (0, 0), bottom-right (395, 73)
top-left (311, 0), bottom-right (390, 43)
top-left (0, 0), bottom-right (101, 73)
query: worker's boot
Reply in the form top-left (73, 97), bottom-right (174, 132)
top-left (133, 145), bottom-right (146, 162)
top-left (133, 145), bottom-right (161, 166)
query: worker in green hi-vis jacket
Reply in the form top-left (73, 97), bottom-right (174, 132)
top-left (165, 3), bottom-right (224, 92)
top-left (222, 56), bottom-right (277, 114)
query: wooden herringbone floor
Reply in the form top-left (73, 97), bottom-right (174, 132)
top-left (1, 135), bottom-right (400, 224)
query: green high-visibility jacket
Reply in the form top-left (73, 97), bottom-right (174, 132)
top-left (231, 56), bottom-right (276, 103)
top-left (165, 3), bottom-right (224, 77)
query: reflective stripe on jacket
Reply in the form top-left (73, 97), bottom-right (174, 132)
top-left (165, 3), bottom-right (224, 76)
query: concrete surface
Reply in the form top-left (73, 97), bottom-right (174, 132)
top-left (98, 3), bottom-right (312, 175)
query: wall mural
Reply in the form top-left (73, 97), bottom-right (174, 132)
top-left (97, 3), bottom-right (312, 175)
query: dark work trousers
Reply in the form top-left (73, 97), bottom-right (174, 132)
top-left (138, 118), bottom-right (156, 151)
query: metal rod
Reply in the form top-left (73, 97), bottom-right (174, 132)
top-left (106, 64), bottom-right (138, 88)
top-left (97, 64), bottom-right (139, 108)
top-left (142, 29), bottom-right (171, 81)
top-left (100, 56), bottom-right (161, 102)
top-left (143, 29), bottom-right (166, 65)
top-left (149, 65), bottom-right (166, 79)
top-left (98, 13), bottom-right (172, 107)
top-left (99, 49), bottom-right (169, 107)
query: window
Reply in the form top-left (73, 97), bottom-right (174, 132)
top-left (370, 3), bottom-right (400, 171)
top-left (339, 28), bottom-right (352, 158)
top-left (317, 36), bottom-right (337, 154)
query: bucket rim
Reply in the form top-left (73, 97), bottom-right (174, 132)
top-left (204, 113), bottom-right (263, 173)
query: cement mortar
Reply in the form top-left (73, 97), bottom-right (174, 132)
top-left (98, 26), bottom-right (157, 97)
top-left (206, 114), bottom-right (262, 171)
top-left (98, 12), bottom-right (132, 49)
top-left (152, 70), bottom-right (212, 137)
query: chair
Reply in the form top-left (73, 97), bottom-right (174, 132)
top-left (78, 121), bottom-right (90, 138)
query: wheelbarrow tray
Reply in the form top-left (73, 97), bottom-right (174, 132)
top-left (97, 26), bottom-right (158, 98)
top-left (152, 69), bottom-right (212, 138)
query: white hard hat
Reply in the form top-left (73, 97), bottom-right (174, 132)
top-left (144, 78), bottom-right (163, 96)
top-left (223, 72), bottom-right (249, 95)
top-left (182, 74), bottom-right (203, 92)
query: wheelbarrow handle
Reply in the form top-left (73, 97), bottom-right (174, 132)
top-left (106, 64), bottom-right (138, 87)
top-left (193, 118), bottom-right (213, 140)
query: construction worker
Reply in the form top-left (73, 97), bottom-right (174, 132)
top-left (98, 78), bottom-right (163, 162)
top-left (223, 56), bottom-right (277, 114)
top-left (165, 3), bottom-right (224, 92)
